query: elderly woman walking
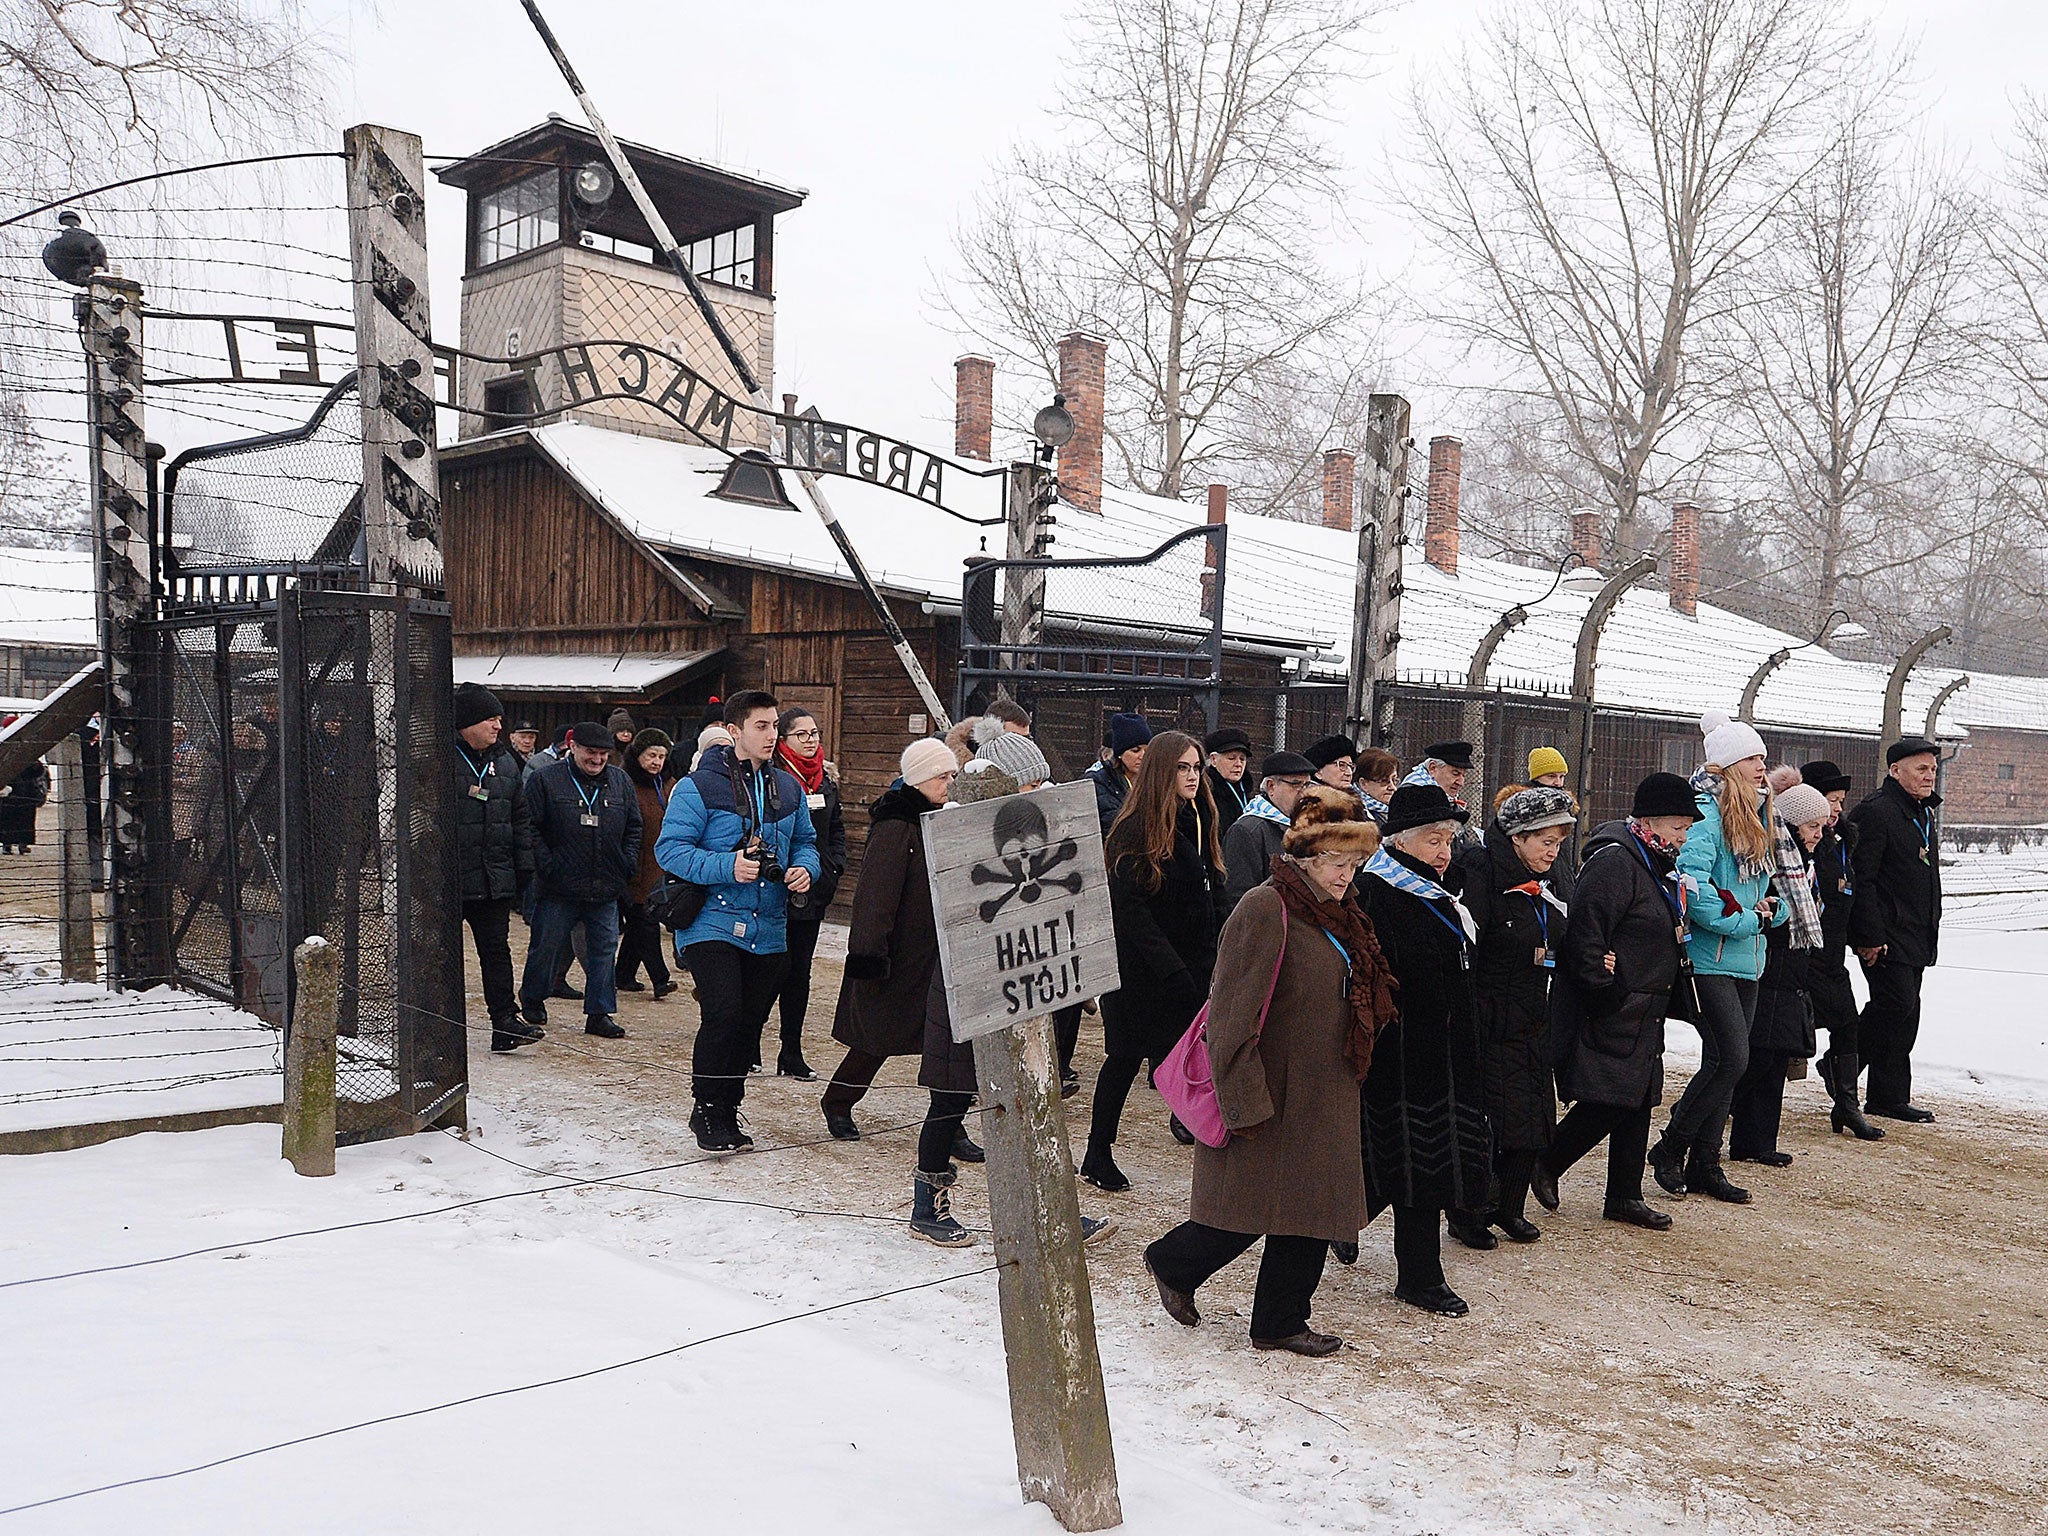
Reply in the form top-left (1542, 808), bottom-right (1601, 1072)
top-left (1355, 782), bottom-right (1495, 1316)
top-left (1142, 788), bottom-right (1395, 1355)
top-left (1647, 713), bottom-right (1791, 1205)
top-left (1448, 786), bottom-right (1577, 1247)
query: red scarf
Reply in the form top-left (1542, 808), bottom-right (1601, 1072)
top-left (777, 740), bottom-right (826, 795)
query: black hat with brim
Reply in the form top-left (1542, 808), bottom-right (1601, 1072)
top-left (1423, 740), bottom-right (1475, 769)
top-left (1799, 759), bottom-right (1852, 795)
top-left (569, 721), bottom-right (613, 750)
top-left (1631, 772), bottom-right (1702, 821)
top-left (1886, 736), bottom-right (1940, 765)
top-left (1258, 749), bottom-right (1314, 780)
top-left (1302, 734), bottom-right (1356, 771)
top-left (1203, 727), bottom-right (1253, 756)
top-left (1382, 782), bottom-right (1469, 837)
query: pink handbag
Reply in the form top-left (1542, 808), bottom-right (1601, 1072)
top-left (1155, 906), bottom-right (1288, 1149)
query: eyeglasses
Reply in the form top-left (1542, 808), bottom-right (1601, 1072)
top-left (1175, 760), bottom-right (1203, 774)
top-left (786, 728), bottom-right (821, 741)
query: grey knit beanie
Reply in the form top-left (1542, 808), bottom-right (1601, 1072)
top-left (977, 730), bottom-right (1051, 787)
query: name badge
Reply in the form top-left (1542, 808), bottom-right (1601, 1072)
top-left (1458, 949), bottom-right (1471, 972)
top-left (807, 792), bottom-right (827, 811)
top-left (1535, 946), bottom-right (1554, 970)
top-left (732, 920), bottom-right (747, 938)
top-left (579, 813), bottom-right (600, 828)
top-left (468, 784), bottom-right (488, 800)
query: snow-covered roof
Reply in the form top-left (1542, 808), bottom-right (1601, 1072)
top-left (498, 422), bottom-right (2048, 738)
top-left (453, 650), bottom-right (721, 698)
top-left (0, 548), bottom-right (96, 650)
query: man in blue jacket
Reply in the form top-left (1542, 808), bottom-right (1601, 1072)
top-left (518, 721), bottom-right (640, 1041)
top-left (658, 690), bottom-right (820, 1151)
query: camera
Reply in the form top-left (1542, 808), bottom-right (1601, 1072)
top-left (747, 836), bottom-right (784, 886)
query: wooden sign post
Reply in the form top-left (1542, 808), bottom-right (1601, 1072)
top-left (924, 779), bottom-right (1121, 1532)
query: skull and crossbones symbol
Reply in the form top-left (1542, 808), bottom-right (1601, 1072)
top-left (971, 797), bottom-right (1082, 921)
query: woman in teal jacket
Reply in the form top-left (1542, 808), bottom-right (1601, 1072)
top-left (1648, 713), bottom-right (1788, 1206)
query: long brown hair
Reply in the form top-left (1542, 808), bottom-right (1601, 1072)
top-left (1106, 729), bottom-right (1219, 892)
top-left (1706, 762), bottom-right (1774, 869)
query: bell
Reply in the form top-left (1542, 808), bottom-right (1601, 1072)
top-left (41, 211), bottom-right (107, 287)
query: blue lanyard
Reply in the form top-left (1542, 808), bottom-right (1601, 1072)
top-left (456, 744), bottom-right (488, 788)
top-left (1422, 899), bottom-right (1468, 949)
top-left (745, 768), bottom-right (765, 828)
top-left (1321, 928), bottom-right (1350, 967)
top-left (1629, 834), bottom-right (1685, 924)
top-left (655, 777), bottom-right (670, 812)
top-left (1912, 811), bottom-right (1932, 853)
top-left (573, 772), bottom-right (603, 819)
top-left (1523, 892), bottom-right (1549, 946)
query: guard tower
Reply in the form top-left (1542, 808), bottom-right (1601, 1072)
top-left (434, 116), bottom-right (806, 441)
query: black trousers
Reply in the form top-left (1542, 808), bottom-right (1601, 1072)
top-left (1668, 975), bottom-right (1756, 1156)
top-left (1859, 960), bottom-right (1925, 1109)
top-left (775, 918), bottom-right (825, 1055)
top-left (821, 1046), bottom-right (890, 1114)
top-left (615, 898), bottom-right (672, 990)
top-left (1052, 1003), bottom-right (1083, 1077)
top-left (685, 942), bottom-right (788, 1109)
top-left (1146, 1223), bottom-right (1330, 1340)
top-left (1729, 1049), bottom-right (1792, 1158)
top-left (462, 896), bottom-right (518, 1027)
top-left (1545, 1102), bottom-right (1652, 1206)
top-left (1384, 1203), bottom-right (1445, 1291)
top-left (917, 1090), bottom-right (974, 1174)
top-left (1087, 1050), bottom-right (1166, 1153)
top-left (1490, 1148), bottom-right (1539, 1221)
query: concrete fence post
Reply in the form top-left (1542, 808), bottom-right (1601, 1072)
top-left (283, 936), bottom-right (339, 1176)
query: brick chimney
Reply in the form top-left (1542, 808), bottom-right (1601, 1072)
top-left (1424, 435), bottom-right (1462, 574)
top-left (1057, 331), bottom-right (1107, 514)
top-left (1571, 508), bottom-right (1603, 571)
top-left (1321, 448), bottom-right (1356, 532)
top-left (1201, 483), bottom-right (1226, 617)
top-left (954, 355), bottom-right (994, 463)
top-left (1670, 501), bottom-right (1700, 617)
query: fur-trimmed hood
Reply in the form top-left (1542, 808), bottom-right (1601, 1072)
top-left (1282, 785), bottom-right (1381, 859)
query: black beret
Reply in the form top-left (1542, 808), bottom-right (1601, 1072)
top-left (570, 721), bottom-right (613, 750)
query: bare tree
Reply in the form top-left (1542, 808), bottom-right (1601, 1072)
top-left (1406, 0), bottom-right (1880, 556)
top-left (1728, 111), bottom-right (1977, 627)
top-left (944, 0), bottom-right (1380, 506)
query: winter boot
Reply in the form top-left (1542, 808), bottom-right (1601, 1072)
top-left (776, 1050), bottom-right (818, 1081)
top-left (584, 1015), bottom-right (625, 1039)
top-left (950, 1125), bottom-right (986, 1164)
top-left (1829, 1054), bottom-right (1885, 1141)
top-left (1647, 1127), bottom-right (1690, 1198)
top-left (1446, 1210), bottom-right (1498, 1250)
top-left (910, 1168), bottom-right (974, 1247)
top-left (1685, 1148), bottom-right (1751, 1205)
top-left (824, 1107), bottom-right (860, 1142)
top-left (491, 1016), bottom-right (543, 1053)
top-left (719, 1106), bottom-right (755, 1151)
top-left (1080, 1143), bottom-right (1130, 1193)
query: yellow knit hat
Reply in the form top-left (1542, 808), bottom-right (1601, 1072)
top-left (1527, 746), bottom-right (1569, 780)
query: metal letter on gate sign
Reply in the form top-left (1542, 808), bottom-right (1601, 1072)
top-left (923, 780), bottom-right (1118, 1042)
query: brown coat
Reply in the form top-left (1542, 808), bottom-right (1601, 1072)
top-left (1192, 883), bottom-right (1367, 1244)
top-left (625, 772), bottom-right (670, 903)
top-left (830, 786), bottom-right (940, 1058)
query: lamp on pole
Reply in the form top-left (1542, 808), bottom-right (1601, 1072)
top-left (1571, 555), bottom-right (1658, 830)
top-left (1881, 624), bottom-right (1953, 752)
top-left (1738, 609), bottom-right (1870, 723)
top-left (1463, 552), bottom-right (1606, 804)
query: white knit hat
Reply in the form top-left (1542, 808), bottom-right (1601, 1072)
top-left (1699, 710), bottom-right (1767, 769)
top-left (1775, 782), bottom-right (1831, 828)
top-left (900, 736), bottom-right (958, 787)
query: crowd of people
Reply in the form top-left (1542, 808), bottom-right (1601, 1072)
top-left (448, 682), bottom-right (1948, 1360)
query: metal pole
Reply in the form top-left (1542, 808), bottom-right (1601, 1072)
top-left (1881, 625), bottom-right (1953, 753)
top-left (515, 0), bottom-right (951, 732)
top-left (1570, 556), bottom-right (1658, 832)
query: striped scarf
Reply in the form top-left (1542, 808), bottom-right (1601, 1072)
top-left (1241, 792), bottom-right (1291, 827)
top-left (1363, 847), bottom-right (1477, 941)
top-left (1773, 816), bottom-right (1825, 950)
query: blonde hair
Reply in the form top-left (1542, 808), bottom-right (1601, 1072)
top-left (1707, 763), bottom-right (1773, 868)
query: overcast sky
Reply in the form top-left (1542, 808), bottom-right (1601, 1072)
top-left (320, 0), bottom-right (2040, 482)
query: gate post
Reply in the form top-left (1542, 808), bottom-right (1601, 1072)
top-left (1001, 460), bottom-right (1051, 659)
top-left (52, 734), bottom-right (96, 984)
top-left (81, 273), bottom-right (163, 988)
top-left (1350, 394), bottom-right (1411, 748)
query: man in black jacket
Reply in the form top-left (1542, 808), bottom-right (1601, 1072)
top-left (453, 684), bottom-right (536, 1054)
top-left (518, 720), bottom-right (641, 1041)
top-left (1847, 738), bottom-right (1944, 1122)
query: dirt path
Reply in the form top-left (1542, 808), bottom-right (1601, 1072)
top-left (479, 930), bottom-right (2045, 1531)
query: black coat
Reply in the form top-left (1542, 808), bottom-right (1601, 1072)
top-left (787, 769), bottom-right (848, 922)
top-left (1454, 828), bottom-right (1558, 1152)
top-left (1551, 821), bottom-right (1686, 1111)
top-left (1358, 850), bottom-right (1493, 1211)
top-left (1221, 810), bottom-right (1286, 917)
top-left (1751, 913), bottom-right (1816, 1057)
top-left (1101, 804), bottom-right (1223, 1062)
top-left (1846, 778), bottom-right (1942, 968)
top-left (1088, 759), bottom-right (1131, 836)
top-left (1807, 820), bottom-right (1859, 1034)
top-left (832, 786), bottom-right (939, 1059)
top-left (1205, 766), bottom-right (1251, 839)
top-left (524, 758), bottom-right (641, 903)
top-left (454, 738), bottom-right (534, 905)
top-left (0, 760), bottom-right (49, 845)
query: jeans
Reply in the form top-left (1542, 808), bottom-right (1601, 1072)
top-left (775, 918), bottom-right (825, 1056)
top-left (685, 941), bottom-right (789, 1109)
top-left (616, 898), bottom-right (672, 991)
top-left (462, 896), bottom-right (518, 1026)
top-left (1667, 975), bottom-right (1756, 1157)
top-left (1859, 960), bottom-right (1925, 1108)
top-left (520, 897), bottom-right (620, 1020)
top-left (1729, 1049), bottom-right (1792, 1158)
top-left (1145, 1223), bottom-right (1330, 1340)
top-left (1546, 1102), bottom-right (1652, 1206)
top-left (917, 1090), bottom-right (974, 1174)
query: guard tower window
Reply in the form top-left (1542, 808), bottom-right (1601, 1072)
top-left (476, 172), bottom-right (560, 266)
top-left (482, 374), bottom-right (534, 430)
top-left (683, 223), bottom-right (755, 288)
